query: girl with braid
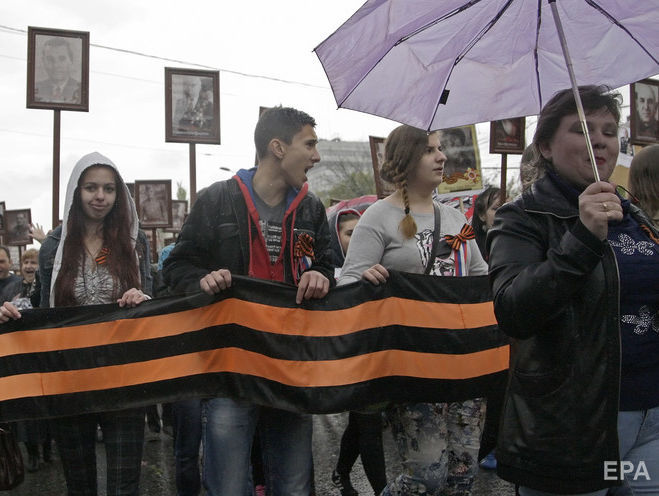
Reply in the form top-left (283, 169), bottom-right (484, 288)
top-left (339, 124), bottom-right (488, 495)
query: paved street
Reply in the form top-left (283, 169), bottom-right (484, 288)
top-left (7, 412), bottom-right (514, 495)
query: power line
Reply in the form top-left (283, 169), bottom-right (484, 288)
top-left (0, 24), bottom-right (329, 90)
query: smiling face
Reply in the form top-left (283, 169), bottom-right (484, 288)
top-left (278, 124), bottom-right (320, 189)
top-left (407, 132), bottom-right (447, 191)
top-left (21, 256), bottom-right (38, 284)
top-left (79, 166), bottom-right (117, 223)
top-left (539, 108), bottom-right (619, 188)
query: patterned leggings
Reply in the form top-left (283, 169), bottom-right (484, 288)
top-left (381, 399), bottom-right (485, 496)
top-left (51, 407), bottom-right (145, 496)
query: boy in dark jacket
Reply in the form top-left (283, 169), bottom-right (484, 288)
top-left (163, 106), bottom-right (333, 496)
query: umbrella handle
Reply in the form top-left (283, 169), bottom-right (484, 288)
top-left (549, 0), bottom-right (600, 183)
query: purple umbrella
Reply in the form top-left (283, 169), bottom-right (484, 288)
top-left (315, 0), bottom-right (659, 180)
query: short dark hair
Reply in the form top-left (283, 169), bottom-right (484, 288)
top-left (43, 36), bottom-right (74, 62)
top-left (254, 106), bottom-right (316, 161)
top-left (337, 212), bottom-right (360, 227)
top-left (0, 245), bottom-right (10, 259)
top-left (531, 85), bottom-right (622, 175)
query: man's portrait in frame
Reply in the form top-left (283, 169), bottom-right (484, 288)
top-left (630, 79), bottom-right (659, 145)
top-left (4, 209), bottom-right (33, 246)
top-left (135, 180), bottom-right (172, 229)
top-left (26, 27), bottom-right (89, 111)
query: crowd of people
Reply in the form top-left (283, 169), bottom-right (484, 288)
top-left (0, 90), bottom-right (658, 496)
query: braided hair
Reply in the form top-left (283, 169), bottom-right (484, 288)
top-left (381, 125), bottom-right (438, 238)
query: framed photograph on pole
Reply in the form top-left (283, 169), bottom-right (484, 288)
top-left (489, 117), bottom-right (526, 154)
top-left (0, 201), bottom-right (5, 234)
top-left (165, 68), bottom-right (221, 144)
top-left (630, 79), bottom-right (659, 145)
top-left (4, 209), bottom-right (32, 246)
top-left (135, 180), bottom-right (172, 229)
top-left (26, 26), bottom-right (89, 111)
top-left (166, 200), bottom-right (188, 233)
top-left (369, 136), bottom-right (395, 199)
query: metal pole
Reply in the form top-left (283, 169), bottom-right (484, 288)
top-left (189, 143), bottom-right (197, 207)
top-left (549, 0), bottom-right (600, 182)
top-left (53, 110), bottom-right (61, 229)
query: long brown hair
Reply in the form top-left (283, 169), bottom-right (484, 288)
top-left (54, 165), bottom-right (140, 306)
top-left (381, 125), bottom-right (437, 238)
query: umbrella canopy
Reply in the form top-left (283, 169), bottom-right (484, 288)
top-left (315, 0), bottom-right (659, 131)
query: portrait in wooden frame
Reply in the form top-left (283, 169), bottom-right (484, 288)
top-left (4, 209), bottom-right (32, 247)
top-left (630, 79), bottom-right (659, 145)
top-left (0, 201), bottom-right (5, 234)
top-left (489, 117), bottom-right (526, 154)
top-left (166, 200), bottom-right (188, 233)
top-left (26, 26), bottom-right (89, 111)
top-left (165, 67), bottom-right (221, 144)
top-left (135, 180), bottom-right (172, 229)
top-left (369, 135), bottom-right (395, 199)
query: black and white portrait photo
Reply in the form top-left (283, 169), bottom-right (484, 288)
top-left (165, 68), bottom-right (220, 144)
top-left (27, 27), bottom-right (89, 111)
top-left (4, 209), bottom-right (32, 246)
top-left (630, 79), bottom-right (659, 145)
top-left (135, 180), bottom-right (172, 228)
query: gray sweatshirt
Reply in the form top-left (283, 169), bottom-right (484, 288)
top-left (338, 199), bottom-right (486, 285)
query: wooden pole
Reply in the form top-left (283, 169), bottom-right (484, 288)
top-left (499, 153), bottom-right (508, 205)
top-left (52, 110), bottom-right (61, 229)
top-left (189, 143), bottom-right (197, 207)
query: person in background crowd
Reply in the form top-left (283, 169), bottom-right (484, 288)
top-left (0, 246), bottom-right (20, 304)
top-left (329, 208), bottom-right (388, 496)
top-left (488, 85), bottom-right (659, 495)
top-left (339, 124), bottom-right (488, 495)
top-left (1, 152), bottom-right (153, 495)
top-left (2, 248), bottom-right (52, 473)
top-left (628, 144), bottom-right (659, 228)
top-left (163, 106), bottom-right (334, 496)
top-left (472, 186), bottom-right (502, 261)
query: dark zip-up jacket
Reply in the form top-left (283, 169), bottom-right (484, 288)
top-left (486, 173), bottom-right (646, 493)
top-left (163, 176), bottom-right (334, 294)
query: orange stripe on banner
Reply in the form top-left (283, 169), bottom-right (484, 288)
top-left (0, 299), bottom-right (495, 356)
top-left (0, 346), bottom-right (510, 402)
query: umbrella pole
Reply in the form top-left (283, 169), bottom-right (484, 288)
top-left (549, 0), bottom-right (600, 182)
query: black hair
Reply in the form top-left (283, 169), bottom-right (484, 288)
top-left (254, 106), bottom-right (316, 161)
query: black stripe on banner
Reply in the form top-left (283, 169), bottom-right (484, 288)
top-left (0, 370), bottom-right (508, 421)
top-left (0, 323), bottom-right (505, 375)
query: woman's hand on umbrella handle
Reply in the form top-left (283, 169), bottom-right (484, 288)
top-left (578, 181), bottom-right (622, 240)
top-left (362, 264), bottom-right (389, 285)
top-left (0, 301), bottom-right (21, 323)
top-left (117, 288), bottom-right (151, 308)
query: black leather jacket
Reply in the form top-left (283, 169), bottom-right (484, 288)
top-left (486, 174), bottom-right (657, 493)
top-left (163, 178), bottom-right (334, 294)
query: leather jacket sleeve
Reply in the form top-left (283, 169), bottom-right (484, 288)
top-left (487, 200), bottom-right (605, 339)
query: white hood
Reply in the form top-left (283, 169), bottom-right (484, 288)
top-left (50, 152), bottom-right (138, 306)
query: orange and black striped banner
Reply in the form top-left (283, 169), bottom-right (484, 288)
top-left (0, 271), bottom-right (508, 421)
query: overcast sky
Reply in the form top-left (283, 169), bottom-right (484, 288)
top-left (0, 0), bottom-right (639, 243)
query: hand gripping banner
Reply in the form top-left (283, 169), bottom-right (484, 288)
top-left (0, 271), bottom-right (508, 421)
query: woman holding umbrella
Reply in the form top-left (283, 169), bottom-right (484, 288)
top-left (488, 86), bottom-right (659, 495)
top-left (339, 124), bottom-right (488, 495)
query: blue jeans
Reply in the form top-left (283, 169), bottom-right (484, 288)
top-left (202, 397), bottom-right (312, 496)
top-left (172, 399), bottom-right (202, 496)
top-left (520, 405), bottom-right (659, 496)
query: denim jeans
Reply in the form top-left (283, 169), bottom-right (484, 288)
top-left (519, 405), bottom-right (659, 496)
top-left (172, 398), bottom-right (202, 496)
top-left (202, 397), bottom-right (312, 496)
